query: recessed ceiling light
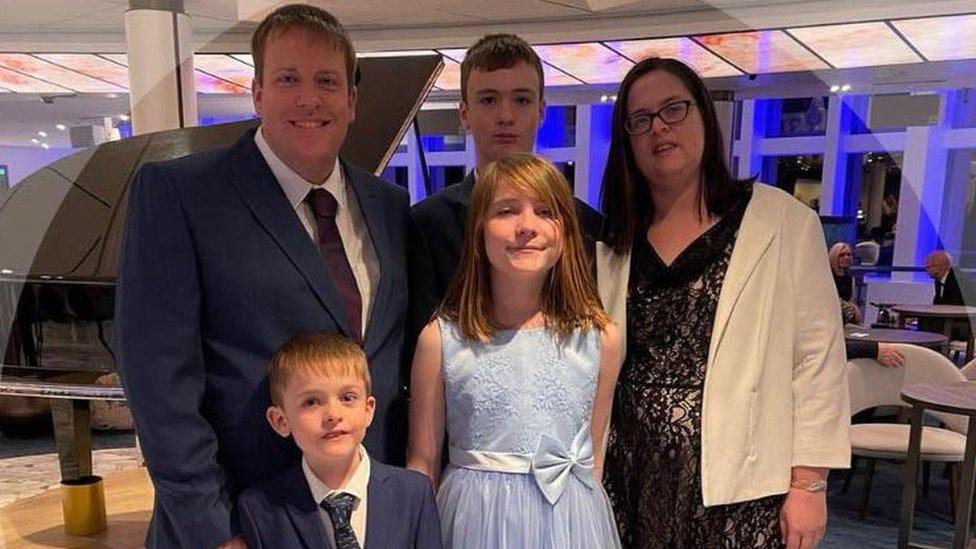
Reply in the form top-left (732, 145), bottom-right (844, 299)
top-left (118, 114), bottom-right (130, 121)
top-left (841, 84), bottom-right (852, 92)
top-left (106, 93), bottom-right (118, 99)
top-left (55, 123), bottom-right (67, 131)
top-left (38, 130), bottom-right (48, 137)
top-left (30, 138), bottom-right (39, 144)
top-left (41, 143), bottom-right (50, 149)
top-left (829, 85), bottom-right (840, 92)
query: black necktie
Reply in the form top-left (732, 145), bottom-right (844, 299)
top-left (321, 493), bottom-right (360, 549)
top-left (306, 188), bottom-right (363, 342)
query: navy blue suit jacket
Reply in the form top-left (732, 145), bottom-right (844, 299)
top-left (238, 461), bottom-right (442, 549)
top-left (116, 130), bottom-right (410, 548)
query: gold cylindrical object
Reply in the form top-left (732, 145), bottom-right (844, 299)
top-left (61, 475), bottom-right (107, 535)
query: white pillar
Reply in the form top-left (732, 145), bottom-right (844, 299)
top-left (573, 103), bottom-right (611, 209)
top-left (892, 125), bottom-right (948, 271)
top-left (406, 128), bottom-right (425, 204)
top-left (124, 0), bottom-right (197, 135)
top-left (736, 99), bottom-right (763, 180)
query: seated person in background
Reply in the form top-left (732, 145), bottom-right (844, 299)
top-left (238, 333), bottom-right (441, 549)
top-left (925, 250), bottom-right (964, 305)
top-left (922, 250), bottom-right (971, 340)
top-left (829, 242), bottom-right (855, 302)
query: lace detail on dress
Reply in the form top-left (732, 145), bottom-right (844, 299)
top-left (603, 190), bottom-right (785, 549)
top-left (440, 323), bottom-right (599, 455)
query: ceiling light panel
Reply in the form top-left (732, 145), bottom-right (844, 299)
top-left (695, 30), bottom-right (829, 74)
top-left (194, 54), bottom-right (254, 90)
top-left (533, 43), bottom-right (633, 84)
top-left (605, 37), bottom-right (742, 77)
top-left (891, 14), bottom-right (976, 61)
top-left (0, 54), bottom-right (125, 93)
top-left (35, 53), bottom-right (131, 88)
top-left (788, 22), bottom-right (922, 68)
top-left (0, 65), bottom-right (72, 93)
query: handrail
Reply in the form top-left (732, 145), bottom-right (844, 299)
top-left (0, 377), bottom-right (126, 401)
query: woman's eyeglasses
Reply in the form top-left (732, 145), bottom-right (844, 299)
top-left (624, 100), bottom-right (695, 135)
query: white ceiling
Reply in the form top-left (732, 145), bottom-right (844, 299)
top-left (0, 0), bottom-right (974, 149)
top-left (0, 0), bottom-right (973, 52)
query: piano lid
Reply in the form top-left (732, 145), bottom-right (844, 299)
top-left (0, 54), bottom-right (442, 282)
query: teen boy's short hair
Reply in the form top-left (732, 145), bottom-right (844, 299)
top-left (460, 34), bottom-right (544, 102)
top-left (268, 333), bottom-right (371, 406)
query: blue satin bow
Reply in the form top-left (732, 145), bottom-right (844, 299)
top-left (530, 425), bottom-right (596, 505)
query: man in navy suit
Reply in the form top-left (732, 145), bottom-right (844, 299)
top-left (116, 5), bottom-right (409, 548)
top-left (238, 333), bottom-right (440, 549)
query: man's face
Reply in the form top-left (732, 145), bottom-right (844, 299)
top-left (459, 62), bottom-right (544, 167)
top-left (925, 255), bottom-right (950, 280)
top-left (252, 26), bottom-right (356, 182)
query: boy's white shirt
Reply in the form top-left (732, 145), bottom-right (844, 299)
top-left (302, 445), bottom-right (371, 546)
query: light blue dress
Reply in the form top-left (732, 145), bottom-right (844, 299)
top-left (437, 320), bottom-right (621, 549)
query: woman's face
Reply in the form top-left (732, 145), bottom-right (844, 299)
top-left (482, 181), bottom-right (563, 280)
top-left (838, 247), bottom-right (853, 269)
top-left (626, 70), bottom-right (705, 191)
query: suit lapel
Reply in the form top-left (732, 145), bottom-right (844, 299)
top-left (364, 463), bottom-right (393, 549)
top-left (707, 185), bottom-right (778, 361)
top-left (344, 161), bottom-right (391, 352)
top-left (277, 464), bottom-right (335, 549)
top-left (226, 131), bottom-right (354, 339)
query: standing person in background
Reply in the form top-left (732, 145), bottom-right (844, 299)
top-left (409, 34), bottom-right (603, 342)
top-left (598, 57), bottom-right (849, 549)
top-left (116, 5), bottom-right (410, 547)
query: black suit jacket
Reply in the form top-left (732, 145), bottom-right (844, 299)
top-left (407, 171), bottom-right (603, 342)
top-left (934, 268), bottom-right (965, 305)
top-left (116, 130), bottom-right (410, 548)
top-left (238, 461), bottom-right (442, 549)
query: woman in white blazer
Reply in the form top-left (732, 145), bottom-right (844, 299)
top-left (598, 58), bottom-right (850, 549)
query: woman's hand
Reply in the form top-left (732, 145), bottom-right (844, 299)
top-left (779, 488), bottom-right (826, 549)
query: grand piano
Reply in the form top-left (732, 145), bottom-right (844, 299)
top-left (0, 54), bottom-right (442, 438)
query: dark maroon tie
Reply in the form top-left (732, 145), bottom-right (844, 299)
top-left (306, 188), bottom-right (362, 342)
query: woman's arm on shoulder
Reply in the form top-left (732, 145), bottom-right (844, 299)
top-left (407, 320), bottom-right (446, 490)
top-left (591, 321), bottom-right (622, 480)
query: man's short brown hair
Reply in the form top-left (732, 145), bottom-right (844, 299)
top-left (250, 3), bottom-right (357, 87)
top-left (267, 333), bottom-right (371, 406)
top-left (460, 34), bottom-right (544, 103)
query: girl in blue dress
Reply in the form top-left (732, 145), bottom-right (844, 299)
top-left (408, 153), bottom-right (622, 548)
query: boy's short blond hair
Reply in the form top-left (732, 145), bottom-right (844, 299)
top-left (268, 333), bottom-right (371, 406)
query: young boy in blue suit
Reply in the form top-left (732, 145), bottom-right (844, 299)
top-left (238, 333), bottom-right (441, 549)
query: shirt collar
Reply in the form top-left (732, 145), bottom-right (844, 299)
top-left (302, 445), bottom-right (371, 506)
top-left (255, 126), bottom-right (346, 210)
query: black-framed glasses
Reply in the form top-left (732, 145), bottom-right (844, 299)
top-left (624, 100), bottom-right (695, 135)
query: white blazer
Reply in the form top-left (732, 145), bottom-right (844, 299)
top-left (597, 183), bottom-right (851, 506)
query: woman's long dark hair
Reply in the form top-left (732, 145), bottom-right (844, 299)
top-left (600, 57), bottom-right (754, 254)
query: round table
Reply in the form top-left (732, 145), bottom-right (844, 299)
top-left (898, 381), bottom-right (976, 549)
top-left (844, 326), bottom-right (948, 351)
top-left (893, 304), bottom-right (976, 361)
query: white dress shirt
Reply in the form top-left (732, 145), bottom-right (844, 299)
top-left (302, 446), bottom-right (371, 547)
top-left (255, 127), bottom-right (379, 335)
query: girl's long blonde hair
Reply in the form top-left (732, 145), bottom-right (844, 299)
top-left (438, 153), bottom-right (609, 341)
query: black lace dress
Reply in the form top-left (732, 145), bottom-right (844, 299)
top-left (603, 190), bottom-right (785, 549)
